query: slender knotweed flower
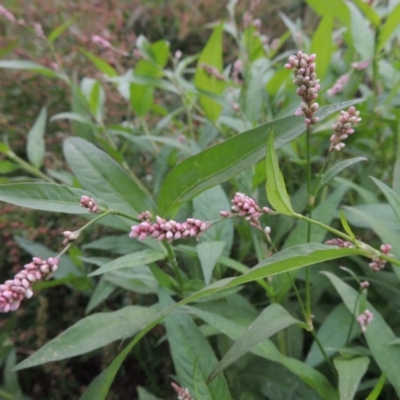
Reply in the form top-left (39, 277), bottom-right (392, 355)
top-left (284, 51), bottom-right (320, 126)
top-left (220, 192), bottom-right (270, 231)
top-left (0, 5), bottom-right (17, 23)
top-left (325, 238), bottom-right (354, 248)
top-left (329, 106), bottom-right (361, 152)
top-left (357, 309), bottom-right (373, 332)
top-left (351, 60), bottom-right (370, 70)
top-left (130, 216), bottom-right (210, 242)
top-left (327, 74), bottom-right (350, 96)
top-left (80, 195), bottom-right (101, 213)
top-left (200, 63), bottom-right (225, 81)
top-left (360, 281), bottom-right (370, 289)
top-left (171, 382), bottom-right (193, 400)
top-left (91, 34), bottom-right (112, 49)
top-left (0, 257), bottom-right (58, 312)
top-left (369, 243), bottom-right (392, 271)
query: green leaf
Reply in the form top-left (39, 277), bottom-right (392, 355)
top-left (48, 19), bottom-right (76, 44)
top-left (339, 209), bottom-right (356, 240)
top-left (63, 137), bottom-right (154, 220)
top-left (208, 304), bottom-right (303, 382)
top-left (194, 24), bottom-right (225, 122)
top-left (370, 176), bottom-right (400, 223)
top-left (377, 3), bottom-right (400, 52)
top-left (50, 112), bottom-right (92, 125)
top-left (0, 183), bottom-right (93, 213)
top-left (27, 107), bottom-right (47, 169)
top-left (320, 157), bottom-right (368, 190)
top-left (85, 276), bottom-right (116, 314)
top-left (196, 241), bottom-right (225, 285)
top-left (334, 356), bottom-right (369, 400)
top-left (158, 99), bottom-right (364, 215)
top-left (193, 185), bottom-right (233, 254)
top-left (89, 250), bottom-right (166, 277)
top-left (159, 291), bottom-right (231, 400)
top-left (80, 48), bottom-right (118, 77)
top-left (346, 2), bottom-right (375, 59)
top-left (322, 272), bottom-right (400, 397)
top-left (188, 306), bottom-right (337, 400)
top-left (310, 16), bottom-right (334, 79)
top-left (79, 322), bottom-right (158, 400)
top-left (266, 132), bottom-right (295, 215)
top-left (0, 60), bottom-right (61, 79)
top-left (13, 306), bottom-right (159, 371)
top-left (351, 0), bottom-right (380, 28)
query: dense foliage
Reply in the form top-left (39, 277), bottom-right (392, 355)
top-left (1, 0), bottom-right (400, 399)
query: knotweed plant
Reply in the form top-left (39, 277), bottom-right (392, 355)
top-left (1, 2), bottom-right (400, 399)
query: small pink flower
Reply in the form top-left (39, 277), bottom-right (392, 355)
top-left (0, 5), bottom-right (16, 23)
top-left (91, 35), bottom-right (112, 49)
top-left (327, 74), bottom-right (350, 96)
top-left (329, 106), bottom-right (361, 152)
top-left (80, 195), bottom-right (101, 213)
top-left (34, 23), bottom-right (45, 39)
top-left (62, 230), bottom-right (79, 246)
top-left (357, 309), bottom-right (373, 332)
top-left (360, 281), bottom-right (370, 289)
top-left (325, 238), bottom-right (353, 248)
top-left (171, 382), bottom-right (193, 400)
top-left (351, 60), bottom-right (370, 70)
top-left (200, 63), bottom-right (225, 81)
top-left (0, 257), bottom-right (59, 313)
top-left (174, 50), bottom-right (182, 60)
top-left (285, 51), bottom-right (320, 126)
top-left (130, 216), bottom-right (210, 243)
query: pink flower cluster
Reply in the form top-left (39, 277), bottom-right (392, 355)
top-left (285, 51), bottom-right (320, 126)
top-left (220, 192), bottom-right (270, 229)
top-left (0, 5), bottom-right (16, 23)
top-left (325, 238), bottom-right (353, 248)
top-left (171, 382), bottom-right (193, 400)
top-left (369, 243), bottom-right (392, 271)
top-left (91, 35), bottom-right (112, 49)
top-left (130, 216), bottom-right (210, 242)
top-left (351, 60), bottom-right (370, 70)
top-left (357, 309), bottom-right (373, 332)
top-left (80, 195), bottom-right (100, 213)
top-left (327, 74), bottom-right (350, 96)
top-left (329, 106), bottom-right (361, 152)
top-left (360, 281), bottom-right (370, 289)
top-left (62, 230), bottom-right (79, 246)
top-left (0, 257), bottom-right (58, 313)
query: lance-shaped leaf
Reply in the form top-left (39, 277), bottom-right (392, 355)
top-left (63, 137), bottom-right (154, 218)
top-left (158, 99), bottom-right (364, 215)
top-left (159, 290), bottom-right (231, 400)
top-left (370, 176), bottom-right (400, 224)
top-left (88, 249), bottom-right (166, 277)
top-left (188, 306), bottom-right (337, 400)
top-left (27, 107), bottom-right (47, 169)
top-left (13, 306), bottom-right (159, 371)
top-left (334, 356), bottom-right (369, 400)
top-left (0, 60), bottom-right (62, 79)
top-left (208, 304), bottom-right (304, 382)
top-left (0, 182), bottom-right (93, 213)
top-left (266, 132), bottom-right (295, 215)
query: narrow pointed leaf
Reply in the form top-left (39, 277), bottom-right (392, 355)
top-left (0, 183), bottom-right (93, 213)
top-left (266, 132), bottom-right (294, 215)
top-left (88, 250), bottom-right (166, 277)
top-left (377, 3), bottom-right (400, 52)
top-left (339, 209), bottom-right (356, 239)
top-left (334, 356), bottom-right (369, 400)
top-left (27, 107), bottom-right (47, 169)
top-left (63, 137), bottom-right (154, 219)
top-left (188, 306), bottom-right (337, 400)
top-left (80, 48), bottom-right (118, 77)
top-left (320, 157), bottom-right (368, 189)
top-left (370, 176), bottom-right (400, 223)
top-left (0, 60), bottom-right (61, 79)
top-left (208, 304), bottom-right (303, 382)
top-left (158, 99), bottom-right (364, 214)
top-left (196, 241), bottom-right (225, 285)
top-left (159, 291), bottom-right (231, 400)
top-left (13, 306), bottom-right (159, 371)
top-left (48, 19), bottom-right (76, 44)
top-left (366, 373), bottom-right (386, 400)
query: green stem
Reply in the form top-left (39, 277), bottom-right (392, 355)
top-left (345, 291), bottom-right (361, 347)
top-left (7, 151), bottom-right (54, 183)
top-left (311, 329), bottom-right (337, 381)
top-left (162, 242), bottom-right (183, 292)
top-left (305, 126), bottom-right (313, 325)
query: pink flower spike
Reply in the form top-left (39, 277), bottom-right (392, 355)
top-left (0, 5), bottom-right (17, 23)
top-left (91, 35), bottom-right (112, 49)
